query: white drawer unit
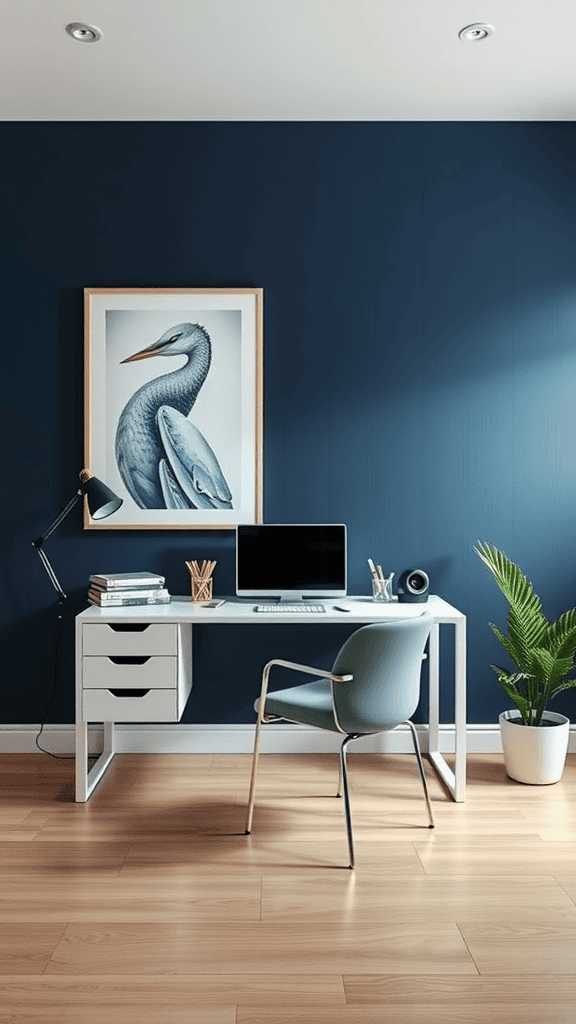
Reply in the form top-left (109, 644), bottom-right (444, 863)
top-left (81, 622), bottom-right (191, 720)
top-left (76, 615), bottom-right (193, 800)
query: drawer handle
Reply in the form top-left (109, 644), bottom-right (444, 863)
top-left (108, 624), bottom-right (150, 633)
top-left (108, 688), bottom-right (150, 698)
top-left (108, 656), bottom-right (151, 665)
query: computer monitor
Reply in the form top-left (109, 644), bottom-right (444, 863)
top-left (236, 524), bottom-right (347, 602)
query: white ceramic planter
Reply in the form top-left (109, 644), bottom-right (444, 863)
top-left (499, 710), bottom-right (570, 785)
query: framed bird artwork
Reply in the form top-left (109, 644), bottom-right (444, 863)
top-left (84, 287), bottom-right (263, 529)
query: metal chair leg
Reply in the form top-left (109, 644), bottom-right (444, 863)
top-left (245, 664), bottom-right (274, 834)
top-left (245, 710), bottom-right (261, 834)
top-left (339, 734), bottom-right (359, 868)
top-left (404, 719), bottom-right (435, 828)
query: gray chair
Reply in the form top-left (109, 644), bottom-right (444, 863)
top-left (245, 615), bottom-right (434, 867)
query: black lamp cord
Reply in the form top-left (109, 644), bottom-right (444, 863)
top-left (35, 595), bottom-right (74, 759)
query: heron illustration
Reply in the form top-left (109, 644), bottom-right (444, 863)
top-left (115, 323), bottom-right (233, 510)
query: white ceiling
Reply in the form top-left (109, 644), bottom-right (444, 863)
top-left (2, 0), bottom-right (576, 121)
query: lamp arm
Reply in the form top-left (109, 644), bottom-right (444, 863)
top-left (32, 490), bottom-right (83, 600)
top-left (35, 545), bottom-right (67, 600)
top-left (34, 490), bottom-right (83, 545)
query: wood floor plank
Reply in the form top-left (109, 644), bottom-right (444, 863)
top-left (0, 808), bottom-right (39, 823)
top-left (250, 821), bottom-right (543, 842)
top-left (537, 828), bottom-right (576, 840)
top-left (0, 973), bottom-right (346, 1009)
top-left (0, 873), bottom-right (261, 922)
top-left (458, 919), bottom-right (576, 974)
top-left (236, 1005), bottom-right (576, 1023)
top-left (414, 839), bottom-right (576, 876)
top-left (0, 841), bottom-right (129, 876)
top-left (261, 873), bottom-right (576, 924)
top-left (33, 801), bottom-right (243, 841)
top-left (2, 1000), bottom-right (235, 1024)
top-left (240, 814), bottom-right (441, 843)
top-left (0, 829), bottom-right (40, 841)
top-left (119, 837), bottom-right (427, 875)
top-left (109, 753), bottom-right (215, 770)
top-left (343, 972), bottom-right (576, 1004)
top-left (553, 874), bottom-right (576, 904)
top-left (418, 801), bottom-right (546, 834)
top-left (0, 785), bottom-right (74, 804)
top-left (0, 924), bottom-right (66, 975)
top-left (44, 921), bottom-right (476, 975)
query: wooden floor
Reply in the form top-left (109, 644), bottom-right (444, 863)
top-left (1, 750), bottom-right (576, 1023)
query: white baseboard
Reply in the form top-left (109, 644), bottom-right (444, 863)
top-left (2, 722), bottom-right (576, 756)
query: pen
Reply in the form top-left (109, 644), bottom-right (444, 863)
top-left (368, 557), bottom-right (382, 597)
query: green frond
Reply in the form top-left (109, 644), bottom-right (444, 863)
top-left (546, 611), bottom-right (576, 659)
top-left (526, 647), bottom-right (555, 684)
top-left (549, 656), bottom-right (575, 686)
top-left (475, 541), bottom-right (547, 654)
top-left (489, 622), bottom-right (531, 674)
top-left (549, 677), bottom-right (576, 699)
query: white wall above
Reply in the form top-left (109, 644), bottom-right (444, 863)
top-left (2, 0), bottom-right (576, 121)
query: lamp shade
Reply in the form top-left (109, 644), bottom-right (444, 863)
top-left (82, 474), bottom-right (123, 520)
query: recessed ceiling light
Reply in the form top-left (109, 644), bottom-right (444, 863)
top-left (65, 22), bottom-right (102, 42)
top-left (458, 23), bottom-right (494, 42)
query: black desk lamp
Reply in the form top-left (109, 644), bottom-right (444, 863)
top-left (33, 470), bottom-right (123, 600)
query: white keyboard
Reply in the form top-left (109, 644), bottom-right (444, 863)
top-left (254, 603), bottom-right (326, 613)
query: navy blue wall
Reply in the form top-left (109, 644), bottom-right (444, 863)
top-left (2, 122), bottom-right (576, 726)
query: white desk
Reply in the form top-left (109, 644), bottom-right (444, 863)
top-left (75, 594), bottom-right (466, 802)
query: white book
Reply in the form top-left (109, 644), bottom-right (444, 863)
top-left (89, 571), bottom-right (165, 589)
top-left (88, 587), bottom-right (169, 602)
top-left (90, 580), bottom-right (165, 594)
top-left (88, 592), bottom-right (171, 607)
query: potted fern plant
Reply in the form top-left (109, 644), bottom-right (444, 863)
top-left (475, 541), bottom-right (576, 784)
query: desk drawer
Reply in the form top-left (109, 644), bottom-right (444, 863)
top-left (83, 656), bottom-right (176, 690)
top-left (82, 623), bottom-right (177, 657)
top-left (82, 687), bottom-right (182, 722)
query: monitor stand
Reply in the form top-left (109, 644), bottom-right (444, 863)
top-left (277, 593), bottom-right (306, 603)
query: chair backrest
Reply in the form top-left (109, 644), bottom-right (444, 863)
top-left (330, 615), bottom-right (433, 734)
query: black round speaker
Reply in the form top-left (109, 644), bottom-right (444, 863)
top-left (397, 568), bottom-right (430, 603)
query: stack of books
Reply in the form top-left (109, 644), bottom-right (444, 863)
top-left (88, 571), bottom-right (170, 607)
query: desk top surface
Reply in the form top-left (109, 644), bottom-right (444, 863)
top-left (77, 594), bottom-right (464, 624)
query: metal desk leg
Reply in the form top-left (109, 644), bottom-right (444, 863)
top-left (453, 616), bottom-right (467, 801)
top-left (428, 623), bottom-right (440, 754)
top-left (75, 719), bottom-right (89, 802)
top-left (75, 720), bottom-right (115, 802)
top-left (427, 619), bottom-right (466, 802)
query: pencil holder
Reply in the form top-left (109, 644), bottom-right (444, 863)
top-left (185, 558), bottom-right (217, 603)
top-left (191, 577), bottom-right (213, 602)
top-left (372, 572), bottom-right (394, 602)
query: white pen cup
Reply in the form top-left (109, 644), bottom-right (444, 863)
top-left (372, 574), bottom-right (394, 602)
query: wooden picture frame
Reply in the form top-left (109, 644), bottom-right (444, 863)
top-left (84, 287), bottom-right (263, 529)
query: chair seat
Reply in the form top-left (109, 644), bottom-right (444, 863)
top-left (258, 679), bottom-right (341, 733)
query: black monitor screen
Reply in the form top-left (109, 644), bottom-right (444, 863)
top-left (236, 524), bottom-right (347, 598)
